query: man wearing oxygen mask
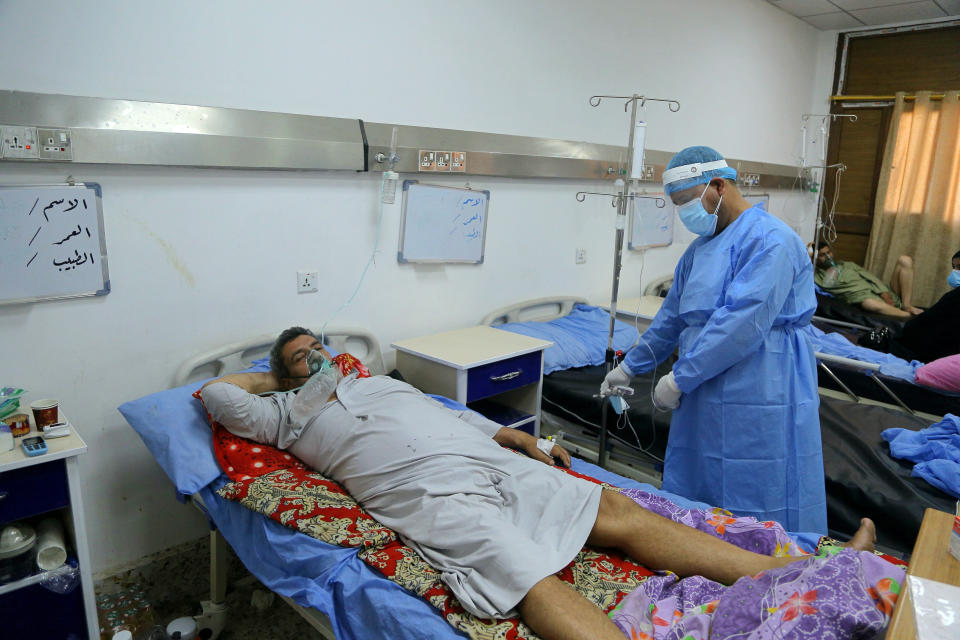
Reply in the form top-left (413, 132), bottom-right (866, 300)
top-left (201, 324), bottom-right (876, 640)
top-left (601, 146), bottom-right (827, 534)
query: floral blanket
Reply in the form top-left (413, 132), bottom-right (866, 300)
top-left (608, 490), bottom-right (905, 640)
top-left (199, 354), bottom-right (906, 640)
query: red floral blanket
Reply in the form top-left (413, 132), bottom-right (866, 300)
top-left (196, 353), bottom-right (652, 640)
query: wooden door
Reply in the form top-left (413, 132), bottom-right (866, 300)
top-left (820, 106), bottom-right (891, 264)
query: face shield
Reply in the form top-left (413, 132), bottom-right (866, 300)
top-left (663, 159), bottom-right (733, 236)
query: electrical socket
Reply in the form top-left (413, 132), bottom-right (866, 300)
top-left (575, 248), bottom-right (587, 264)
top-left (297, 270), bottom-right (318, 293)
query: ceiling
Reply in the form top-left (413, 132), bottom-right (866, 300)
top-left (766, 0), bottom-right (960, 29)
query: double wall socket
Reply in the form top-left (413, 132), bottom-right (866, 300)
top-left (1, 125), bottom-right (73, 160)
top-left (297, 270), bottom-right (318, 293)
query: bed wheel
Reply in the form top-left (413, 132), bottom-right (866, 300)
top-left (195, 599), bottom-right (228, 640)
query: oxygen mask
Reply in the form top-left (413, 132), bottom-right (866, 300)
top-left (306, 349), bottom-right (334, 376)
top-left (820, 258), bottom-right (841, 287)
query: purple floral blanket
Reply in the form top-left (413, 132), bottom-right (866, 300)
top-left (612, 489), bottom-right (905, 640)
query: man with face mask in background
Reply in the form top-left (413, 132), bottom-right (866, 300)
top-left (888, 249), bottom-right (960, 363)
top-left (601, 146), bottom-right (826, 534)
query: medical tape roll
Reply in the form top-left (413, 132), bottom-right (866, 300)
top-left (36, 516), bottom-right (67, 571)
top-left (536, 438), bottom-right (555, 457)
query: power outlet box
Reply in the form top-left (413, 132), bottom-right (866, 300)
top-left (38, 128), bottom-right (73, 161)
top-left (297, 270), bottom-right (318, 293)
top-left (1, 125), bottom-right (39, 159)
top-left (575, 248), bottom-right (587, 264)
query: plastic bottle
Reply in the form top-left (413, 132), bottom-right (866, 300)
top-left (382, 171), bottom-right (399, 204)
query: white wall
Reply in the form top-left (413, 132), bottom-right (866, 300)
top-left (0, 0), bottom-right (827, 573)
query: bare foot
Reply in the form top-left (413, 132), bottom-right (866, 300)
top-left (845, 518), bottom-right (876, 552)
top-left (909, 306), bottom-right (924, 316)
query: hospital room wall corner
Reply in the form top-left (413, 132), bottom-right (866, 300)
top-left (0, 0), bottom-right (830, 575)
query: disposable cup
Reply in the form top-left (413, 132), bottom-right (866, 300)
top-left (29, 399), bottom-right (59, 431)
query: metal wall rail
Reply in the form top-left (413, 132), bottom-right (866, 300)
top-left (2, 90), bottom-right (802, 186)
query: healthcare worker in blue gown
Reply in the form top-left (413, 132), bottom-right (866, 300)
top-left (601, 146), bottom-right (827, 534)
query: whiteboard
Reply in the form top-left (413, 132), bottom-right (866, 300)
top-left (628, 193), bottom-right (673, 250)
top-left (0, 183), bottom-right (110, 305)
top-left (398, 181), bottom-right (489, 263)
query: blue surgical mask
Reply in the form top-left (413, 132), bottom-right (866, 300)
top-left (676, 183), bottom-right (721, 236)
top-left (949, 269), bottom-right (960, 289)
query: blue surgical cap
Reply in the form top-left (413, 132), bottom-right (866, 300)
top-left (662, 145), bottom-right (738, 196)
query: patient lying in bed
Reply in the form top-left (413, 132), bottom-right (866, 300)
top-left (200, 326), bottom-right (880, 640)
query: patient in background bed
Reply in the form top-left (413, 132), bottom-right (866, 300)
top-left (200, 326), bottom-right (878, 640)
top-left (812, 242), bottom-right (923, 318)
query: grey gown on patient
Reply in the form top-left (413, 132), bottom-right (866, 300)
top-left (201, 373), bottom-right (602, 619)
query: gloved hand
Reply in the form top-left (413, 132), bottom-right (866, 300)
top-left (600, 364), bottom-right (632, 397)
top-left (653, 371), bottom-right (682, 411)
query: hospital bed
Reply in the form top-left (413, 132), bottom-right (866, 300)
top-left (483, 296), bottom-right (956, 554)
top-left (814, 291), bottom-right (908, 332)
top-left (611, 289), bottom-right (957, 419)
top-left (122, 325), bottom-right (816, 640)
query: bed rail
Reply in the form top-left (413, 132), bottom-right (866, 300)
top-left (812, 315), bottom-right (873, 332)
top-left (480, 296), bottom-right (590, 326)
top-left (643, 274), bottom-right (673, 297)
top-left (814, 351), bottom-right (919, 417)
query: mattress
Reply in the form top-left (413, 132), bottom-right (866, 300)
top-left (541, 359), bottom-right (675, 461)
top-left (542, 369), bottom-right (951, 554)
top-left (815, 293), bottom-right (907, 332)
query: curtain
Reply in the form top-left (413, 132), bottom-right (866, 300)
top-left (864, 90), bottom-right (960, 308)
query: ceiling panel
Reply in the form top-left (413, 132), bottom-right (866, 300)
top-left (766, 0), bottom-right (959, 28)
top-left (850, 1), bottom-right (948, 23)
top-left (772, 0), bottom-right (838, 16)
top-left (829, 0), bottom-right (918, 9)
top-left (933, 0), bottom-right (960, 12)
top-left (802, 12), bottom-right (866, 28)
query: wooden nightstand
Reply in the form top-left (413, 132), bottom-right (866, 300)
top-left (0, 414), bottom-right (97, 639)
top-left (886, 508), bottom-right (960, 640)
top-left (392, 326), bottom-right (553, 436)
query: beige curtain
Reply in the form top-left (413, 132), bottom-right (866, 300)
top-left (864, 90), bottom-right (960, 307)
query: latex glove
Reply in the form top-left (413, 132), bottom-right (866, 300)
top-left (600, 364), bottom-right (632, 397)
top-left (653, 371), bottom-right (682, 411)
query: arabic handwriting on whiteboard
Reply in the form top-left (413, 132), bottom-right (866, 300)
top-left (24, 196), bottom-right (97, 272)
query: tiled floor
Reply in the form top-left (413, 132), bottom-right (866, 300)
top-left (96, 534), bottom-right (318, 638)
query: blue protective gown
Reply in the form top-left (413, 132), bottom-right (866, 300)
top-left (623, 206), bottom-right (827, 533)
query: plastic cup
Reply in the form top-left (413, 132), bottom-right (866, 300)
top-left (29, 399), bottom-right (59, 431)
top-left (36, 517), bottom-right (67, 571)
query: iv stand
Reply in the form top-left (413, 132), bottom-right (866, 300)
top-left (577, 93), bottom-right (676, 468)
top-left (801, 113), bottom-right (856, 261)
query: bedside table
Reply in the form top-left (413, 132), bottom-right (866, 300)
top-left (594, 295), bottom-right (663, 332)
top-left (886, 508), bottom-right (960, 640)
top-left (392, 326), bottom-right (553, 436)
top-left (0, 415), bottom-right (97, 639)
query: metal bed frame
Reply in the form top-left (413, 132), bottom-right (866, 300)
top-left (480, 295), bottom-right (947, 478)
top-left (631, 277), bottom-right (939, 419)
top-left (171, 325), bottom-right (386, 640)
top-left (479, 296), bottom-right (668, 484)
